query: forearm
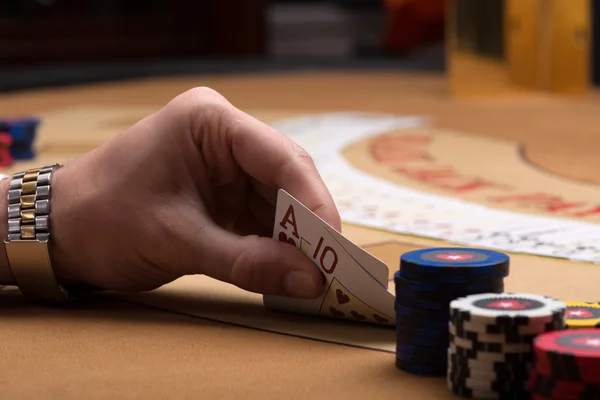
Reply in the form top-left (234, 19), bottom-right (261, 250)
top-left (0, 177), bottom-right (14, 285)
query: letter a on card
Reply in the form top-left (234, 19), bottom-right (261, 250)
top-left (264, 189), bottom-right (395, 326)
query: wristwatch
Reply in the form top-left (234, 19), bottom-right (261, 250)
top-left (4, 164), bottom-right (71, 303)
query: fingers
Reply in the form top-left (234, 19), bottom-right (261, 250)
top-left (162, 87), bottom-right (341, 231)
top-left (226, 112), bottom-right (342, 231)
top-left (194, 226), bottom-right (324, 298)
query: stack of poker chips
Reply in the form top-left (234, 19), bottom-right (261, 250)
top-left (529, 329), bottom-right (600, 399)
top-left (0, 132), bottom-right (13, 168)
top-left (0, 117), bottom-right (39, 160)
top-left (394, 247), bottom-right (510, 376)
top-left (448, 293), bottom-right (566, 398)
top-left (564, 302), bottom-right (600, 329)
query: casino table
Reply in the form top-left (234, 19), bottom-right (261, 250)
top-left (2, 71), bottom-right (600, 399)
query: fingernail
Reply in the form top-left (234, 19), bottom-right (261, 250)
top-left (285, 271), bottom-right (320, 298)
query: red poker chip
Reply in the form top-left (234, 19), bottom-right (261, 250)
top-left (534, 329), bottom-right (600, 383)
top-left (535, 329), bottom-right (600, 359)
top-left (529, 369), bottom-right (600, 399)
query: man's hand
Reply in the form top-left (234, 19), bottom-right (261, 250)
top-left (48, 87), bottom-right (341, 298)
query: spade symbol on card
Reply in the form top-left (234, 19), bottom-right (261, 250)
top-left (278, 232), bottom-right (297, 247)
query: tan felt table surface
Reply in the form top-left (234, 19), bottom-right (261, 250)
top-left (1, 72), bottom-right (600, 399)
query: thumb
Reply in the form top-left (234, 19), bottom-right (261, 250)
top-left (196, 228), bottom-right (325, 298)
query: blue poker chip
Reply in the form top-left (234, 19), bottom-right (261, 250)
top-left (399, 248), bottom-right (509, 283)
top-left (395, 282), bottom-right (504, 303)
top-left (395, 303), bottom-right (449, 319)
top-left (395, 358), bottom-right (446, 376)
top-left (395, 292), bottom-right (449, 311)
top-left (397, 324), bottom-right (448, 339)
top-left (394, 272), bottom-right (505, 293)
top-left (396, 341), bottom-right (448, 355)
top-left (396, 305), bottom-right (449, 327)
top-left (396, 350), bottom-right (447, 367)
top-left (397, 332), bottom-right (449, 347)
top-left (396, 314), bottom-right (449, 331)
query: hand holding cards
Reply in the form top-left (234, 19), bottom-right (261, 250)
top-left (263, 189), bottom-right (395, 326)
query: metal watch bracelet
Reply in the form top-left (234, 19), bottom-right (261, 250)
top-left (4, 164), bottom-right (71, 303)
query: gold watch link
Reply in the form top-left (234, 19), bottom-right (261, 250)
top-left (4, 164), bottom-right (71, 303)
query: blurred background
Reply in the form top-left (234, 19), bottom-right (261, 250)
top-left (0, 0), bottom-right (598, 92)
top-left (0, 0), bottom-right (450, 91)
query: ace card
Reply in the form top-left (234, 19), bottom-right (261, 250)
top-left (263, 189), bottom-right (395, 326)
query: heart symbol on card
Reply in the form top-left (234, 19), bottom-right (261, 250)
top-left (373, 314), bottom-right (389, 324)
top-left (351, 311), bottom-right (366, 320)
top-left (336, 289), bottom-right (350, 305)
top-left (329, 307), bottom-right (345, 318)
top-left (278, 232), bottom-right (296, 246)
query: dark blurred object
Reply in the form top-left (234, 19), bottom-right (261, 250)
top-left (594, 0), bottom-right (600, 85)
top-left (0, 117), bottom-right (38, 161)
top-left (0, 0), bottom-right (267, 66)
top-left (0, 132), bottom-right (14, 169)
top-left (382, 0), bottom-right (445, 54)
top-left (454, 0), bottom-right (504, 60)
top-left (267, 0), bottom-right (384, 59)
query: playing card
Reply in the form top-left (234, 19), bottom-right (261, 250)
top-left (321, 226), bottom-right (389, 288)
top-left (263, 189), bottom-right (395, 326)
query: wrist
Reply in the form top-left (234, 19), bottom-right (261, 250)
top-left (0, 176), bottom-right (14, 285)
top-left (46, 166), bottom-right (80, 287)
top-left (0, 165), bottom-right (86, 292)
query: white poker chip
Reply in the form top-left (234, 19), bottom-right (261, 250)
top-left (448, 354), bottom-right (529, 381)
top-left (450, 334), bottom-right (532, 354)
top-left (451, 318), bottom-right (564, 335)
top-left (447, 375), bottom-right (521, 392)
top-left (448, 343), bottom-right (532, 363)
top-left (450, 293), bottom-right (566, 323)
top-left (446, 365), bottom-right (504, 382)
top-left (447, 380), bottom-right (509, 399)
top-left (448, 323), bottom-right (539, 344)
top-left (447, 349), bottom-right (530, 373)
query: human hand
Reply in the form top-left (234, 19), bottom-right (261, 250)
top-left (46, 87), bottom-right (341, 298)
